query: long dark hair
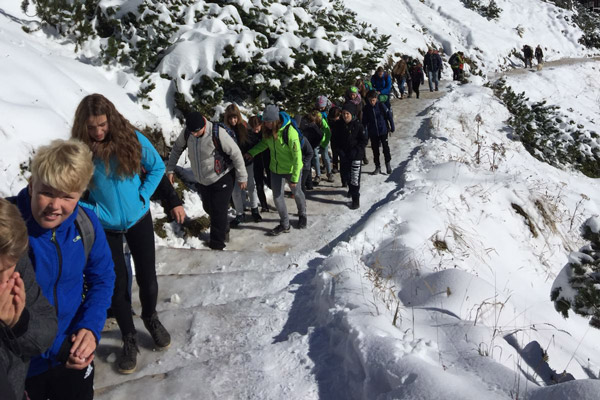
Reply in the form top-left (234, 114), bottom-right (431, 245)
top-left (224, 103), bottom-right (248, 145)
top-left (71, 94), bottom-right (141, 177)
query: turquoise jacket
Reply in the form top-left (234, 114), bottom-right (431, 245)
top-left (81, 131), bottom-right (164, 230)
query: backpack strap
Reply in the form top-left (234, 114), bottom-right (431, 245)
top-left (212, 122), bottom-right (221, 151)
top-left (75, 206), bottom-right (95, 264)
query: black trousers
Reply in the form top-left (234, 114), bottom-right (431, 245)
top-left (106, 212), bottom-right (158, 336)
top-left (340, 156), bottom-right (362, 201)
top-left (412, 81), bottom-right (421, 98)
top-left (197, 171), bottom-right (235, 249)
top-left (370, 134), bottom-right (391, 168)
top-left (253, 150), bottom-right (271, 209)
top-left (26, 362), bottom-right (94, 400)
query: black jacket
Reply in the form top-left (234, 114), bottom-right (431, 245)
top-left (0, 255), bottom-right (57, 400)
top-left (299, 118), bottom-right (323, 150)
top-left (423, 52), bottom-right (443, 73)
top-left (151, 174), bottom-right (183, 212)
top-left (331, 118), bottom-right (368, 161)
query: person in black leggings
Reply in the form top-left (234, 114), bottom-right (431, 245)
top-left (248, 116), bottom-right (271, 212)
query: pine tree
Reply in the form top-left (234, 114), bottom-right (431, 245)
top-left (551, 217), bottom-right (600, 329)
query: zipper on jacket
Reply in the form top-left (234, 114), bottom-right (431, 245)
top-left (50, 230), bottom-right (62, 316)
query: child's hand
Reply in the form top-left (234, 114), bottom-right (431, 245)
top-left (9, 272), bottom-right (25, 327)
top-left (0, 278), bottom-right (16, 327)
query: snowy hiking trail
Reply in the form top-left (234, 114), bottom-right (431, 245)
top-left (92, 85), bottom-right (446, 399)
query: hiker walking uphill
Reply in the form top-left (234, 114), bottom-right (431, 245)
top-left (392, 56), bottom-right (410, 99)
top-left (363, 90), bottom-right (395, 175)
top-left (168, 112), bottom-right (247, 250)
top-left (248, 116), bottom-right (271, 212)
top-left (225, 103), bottom-right (262, 227)
top-left (410, 60), bottom-right (425, 99)
top-left (331, 103), bottom-right (367, 210)
top-left (371, 66), bottom-right (393, 109)
top-left (535, 45), bottom-right (544, 65)
top-left (246, 105), bottom-right (307, 236)
top-left (71, 93), bottom-right (167, 375)
top-left (522, 44), bottom-right (533, 68)
top-left (313, 96), bottom-right (334, 184)
top-left (423, 48), bottom-right (443, 92)
top-left (449, 52), bottom-right (464, 81)
top-left (299, 110), bottom-right (324, 191)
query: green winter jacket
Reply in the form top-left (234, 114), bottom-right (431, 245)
top-left (320, 116), bottom-right (332, 148)
top-left (249, 122), bottom-right (303, 183)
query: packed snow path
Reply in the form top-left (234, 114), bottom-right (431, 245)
top-left (93, 86), bottom-right (446, 399)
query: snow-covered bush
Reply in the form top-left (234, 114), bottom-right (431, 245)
top-left (551, 217), bottom-right (600, 328)
top-left (491, 78), bottom-right (600, 178)
top-left (460, 0), bottom-right (502, 21)
top-left (23, 0), bottom-right (390, 116)
top-left (553, 0), bottom-right (600, 49)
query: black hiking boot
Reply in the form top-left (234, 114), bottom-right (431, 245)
top-left (251, 208), bottom-right (262, 222)
top-left (230, 214), bottom-right (245, 228)
top-left (118, 333), bottom-right (139, 374)
top-left (349, 198), bottom-right (360, 210)
top-left (142, 312), bottom-right (171, 349)
top-left (385, 162), bottom-right (392, 175)
top-left (268, 224), bottom-right (290, 236)
top-left (363, 155), bottom-right (369, 165)
top-left (297, 215), bottom-right (307, 229)
top-left (372, 166), bottom-right (381, 175)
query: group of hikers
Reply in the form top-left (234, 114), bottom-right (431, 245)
top-left (522, 44), bottom-right (544, 68)
top-left (0, 51), bottom-right (456, 399)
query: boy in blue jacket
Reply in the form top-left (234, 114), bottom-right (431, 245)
top-left (13, 139), bottom-right (115, 400)
top-left (362, 90), bottom-right (395, 175)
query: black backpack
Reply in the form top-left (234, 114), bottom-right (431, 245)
top-left (184, 122), bottom-right (239, 174)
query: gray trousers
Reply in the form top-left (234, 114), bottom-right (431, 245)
top-left (271, 171), bottom-right (306, 228)
top-left (232, 163), bottom-right (258, 215)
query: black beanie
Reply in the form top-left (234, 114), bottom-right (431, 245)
top-left (186, 112), bottom-right (206, 132)
top-left (342, 102), bottom-right (356, 117)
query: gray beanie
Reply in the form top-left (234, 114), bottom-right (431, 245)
top-left (262, 104), bottom-right (280, 122)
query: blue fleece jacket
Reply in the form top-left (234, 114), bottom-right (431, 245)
top-left (15, 188), bottom-right (115, 377)
top-left (80, 131), bottom-right (164, 231)
top-left (371, 72), bottom-right (393, 96)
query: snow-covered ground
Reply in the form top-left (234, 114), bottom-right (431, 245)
top-left (3, 0), bottom-right (600, 398)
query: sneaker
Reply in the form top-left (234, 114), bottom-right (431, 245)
top-left (313, 176), bottom-right (321, 186)
top-left (268, 224), bottom-right (291, 236)
top-left (363, 156), bottom-right (369, 165)
top-left (251, 207), bottom-right (262, 222)
top-left (385, 162), bottom-right (392, 175)
top-left (230, 214), bottom-right (244, 228)
top-left (297, 215), bottom-right (307, 229)
top-left (208, 241), bottom-right (225, 250)
top-left (326, 173), bottom-right (335, 182)
top-left (261, 205), bottom-right (270, 213)
top-left (118, 333), bottom-right (139, 374)
top-left (331, 167), bottom-right (339, 174)
top-left (341, 182), bottom-right (348, 188)
top-left (142, 313), bottom-right (171, 349)
top-left (372, 167), bottom-right (381, 175)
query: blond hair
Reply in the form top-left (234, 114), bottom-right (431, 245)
top-left (31, 139), bottom-right (94, 193)
top-left (0, 199), bottom-right (29, 265)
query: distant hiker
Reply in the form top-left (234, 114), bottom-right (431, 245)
top-left (449, 52), bottom-right (464, 81)
top-left (410, 60), bottom-right (425, 99)
top-left (15, 139), bottom-right (114, 398)
top-left (248, 116), bottom-right (271, 212)
top-left (392, 56), bottom-right (410, 99)
top-left (168, 112), bottom-right (248, 250)
top-left (72, 93), bottom-right (168, 374)
top-left (328, 106), bottom-right (342, 174)
top-left (423, 48), bottom-right (443, 92)
top-left (363, 90), bottom-right (395, 175)
top-left (331, 103), bottom-right (367, 210)
top-left (371, 66), bottom-right (393, 109)
top-left (535, 45), bottom-right (544, 65)
top-left (314, 96), bottom-right (334, 184)
top-left (0, 198), bottom-right (56, 400)
top-left (300, 110), bottom-right (324, 191)
top-left (246, 105), bottom-right (307, 235)
top-left (224, 103), bottom-right (262, 227)
top-left (522, 45), bottom-right (533, 68)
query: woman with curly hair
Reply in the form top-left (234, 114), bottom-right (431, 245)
top-left (225, 104), bottom-right (262, 226)
top-left (71, 94), bottom-right (170, 375)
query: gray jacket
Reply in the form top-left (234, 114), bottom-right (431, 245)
top-left (167, 121), bottom-right (248, 186)
top-left (0, 255), bottom-right (57, 399)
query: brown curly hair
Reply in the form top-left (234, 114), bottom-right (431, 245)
top-left (71, 94), bottom-right (141, 177)
top-left (224, 103), bottom-right (248, 145)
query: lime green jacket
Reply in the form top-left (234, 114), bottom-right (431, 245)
top-left (320, 117), bottom-right (332, 148)
top-left (249, 122), bottom-right (303, 183)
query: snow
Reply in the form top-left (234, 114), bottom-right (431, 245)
top-left (3, 0), bottom-right (600, 399)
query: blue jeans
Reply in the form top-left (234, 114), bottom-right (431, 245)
top-left (313, 145), bottom-right (332, 176)
top-left (427, 70), bottom-right (439, 91)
